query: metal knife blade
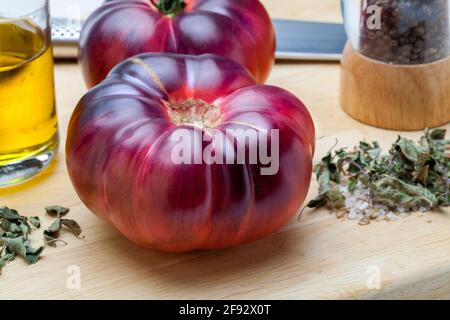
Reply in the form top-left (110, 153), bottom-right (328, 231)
top-left (273, 19), bottom-right (346, 61)
top-left (51, 18), bottom-right (347, 61)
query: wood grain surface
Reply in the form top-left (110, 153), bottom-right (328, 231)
top-left (2, 0), bottom-right (450, 300)
top-left (341, 43), bottom-right (450, 130)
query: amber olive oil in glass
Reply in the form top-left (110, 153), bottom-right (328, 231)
top-left (0, 0), bottom-right (58, 187)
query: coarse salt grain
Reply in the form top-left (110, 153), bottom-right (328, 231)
top-left (348, 208), bottom-right (359, 220)
top-left (358, 202), bottom-right (369, 211)
top-left (386, 212), bottom-right (398, 221)
top-left (333, 179), bottom-right (431, 224)
top-left (397, 207), bottom-right (407, 214)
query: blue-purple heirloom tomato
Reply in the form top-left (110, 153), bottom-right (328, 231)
top-left (66, 53), bottom-right (315, 252)
top-left (79, 0), bottom-right (275, 87)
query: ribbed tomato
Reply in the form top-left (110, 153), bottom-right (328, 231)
top-left (66, 53), bottom-right (315, 252)
top-left (79, 0), bottom-right (275, 88)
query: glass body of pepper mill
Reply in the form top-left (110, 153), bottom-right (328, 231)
top-left (340, 0), bottom-right (450, 130)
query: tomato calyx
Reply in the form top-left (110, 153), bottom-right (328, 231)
top-left (150, 0), bottom-right (186, 16)
top-left (129, 57), bottom-right (222, 128)
top-left (167, 99), bottom-right (222, 128)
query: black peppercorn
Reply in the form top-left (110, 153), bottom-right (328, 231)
top-left (359, 0), bottom-right (450, 64)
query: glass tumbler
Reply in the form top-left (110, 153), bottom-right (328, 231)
top-left (0, 0), bottom-right (58, 187)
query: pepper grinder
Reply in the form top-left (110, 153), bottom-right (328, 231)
top-left (340, 0), bottom-right (450, 130)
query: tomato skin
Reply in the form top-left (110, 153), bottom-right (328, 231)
top-left (79, 0), bottom-right (275, 88)
top-left (66, 53), bottom-right (315, 252)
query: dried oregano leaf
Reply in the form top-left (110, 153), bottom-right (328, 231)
top-left (1, 205), bottom-right (82, 275)
top-left (0, 237), bottom-right (43, 265)
top-left (395, 137), bottom-right (429, 163)
top-left (4, 237), bottom-right (27, 258)
top-left (0, 252), bottom-right (15, 268)
top-left (0, 206), bottom-right (22, 221)
top-left (0, 247), bottom-right (15, 274)
top-left (61, 219), bottom-right (83, 237)
top-left (44, 218), bottom-right (64, 247)
top-left (25, 244), bottom-right (44, 265)
top-left (45, 206), bottom-right (70, 217)
top-left (430, 129), bottom-right (447, 140)
top-left (307, 152), bottom-right (345, 209)
top-left (306, 128), bottom-right (450, 220)
top-left (47, 218), bottom-right (62, 233)
top-left (326, 188), bottom-right (346, 210)
top-left (43, 216), bottom-right (83, 247)
top-left (28, 216), bottom-right (41, 229)
top-left (370, 175), bottom-right (437, 211)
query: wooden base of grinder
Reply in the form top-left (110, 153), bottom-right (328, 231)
top-left (340, 42), bottom-right (450, 131)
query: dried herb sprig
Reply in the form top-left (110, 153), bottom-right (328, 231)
top-left (44, 206), bottom-right (84, 247)
top-left (307, 129), bottom-right (450, 223)
top-left (0, 205), bottom-right (83, 274)
top-left (0, 206), bottom-right (44, 273)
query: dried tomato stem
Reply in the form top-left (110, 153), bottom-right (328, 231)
top-left (167, 99), bottom-right (221, 128)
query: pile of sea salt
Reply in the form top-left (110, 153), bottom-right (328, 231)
top-left (336, 180), bottom-right (429, 225)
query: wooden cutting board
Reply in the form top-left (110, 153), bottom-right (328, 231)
top-left (1, 0), bottom-right (450, 299)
